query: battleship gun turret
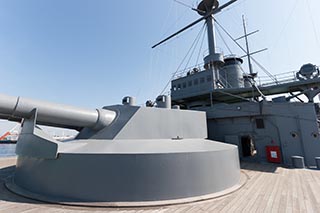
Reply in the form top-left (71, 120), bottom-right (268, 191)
top-left (3, 0), bottom-right (242, 207)
top-left (2, 92), bottom-right (241, 207)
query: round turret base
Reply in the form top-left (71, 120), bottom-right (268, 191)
top-left (6, 139), bottom-right (241, 207)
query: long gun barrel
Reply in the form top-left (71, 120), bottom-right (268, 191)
top-left (0, 94), bottom-right (116, 130)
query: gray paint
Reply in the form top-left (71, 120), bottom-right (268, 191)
top-left (80, 105), bottom-right (208, 140)
top-left (219, 58), bottom-right (244, 88)
top-left (171, 70), bottom-right (213, 100)
top-left (0, 93), bottom-right (240, 204)
top-left (122, 96), bottom-right (136, 106)
top-left (315, 157), bottom-right (320, 169)
top-left (156, 95), bottom-right (171, 109)
top-left (13, 139), bottom-right (239, 202)
top-left (292, 156), bottom-right (305, 168)
top-left (0, 93), bottom-right (116, 130)
top-left (171, 71), bottom-right (320, 104)
top-left (114, 107), bottom-right (207, 140)
top-left (16, 109), bottom-right (58, 159)
top-left (160, 0), bottom-right (320, 171)
top-left (172, 51), bottom-right (320, 167)
top-left (205, 101), bottom-right (320, 167)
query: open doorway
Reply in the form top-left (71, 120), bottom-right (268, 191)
top-left (241, 136), bottom-right (257, 157)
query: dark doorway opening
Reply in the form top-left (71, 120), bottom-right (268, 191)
top-left (241, 136), bottom-right (256, 157)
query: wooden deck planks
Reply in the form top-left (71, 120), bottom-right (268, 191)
top-left (219, 171), bottom-right (266, 212)
top-left (284, 168), bottom-right (294, 213)
top-left (244, 168), bottom-right (275, 212)
top-left (270, 167), bottom-right (287, 212)
top-left (1, 157), bottom-right (320, 213)
top-left (301, 170), bottom-right (319, 213)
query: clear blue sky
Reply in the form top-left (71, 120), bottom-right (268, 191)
top-left (0, 0), bottom-right (319, 133)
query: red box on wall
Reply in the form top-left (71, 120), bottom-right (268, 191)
top-left (266, 146), bottom-right (281, 163)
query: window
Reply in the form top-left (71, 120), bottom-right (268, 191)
top-left (188, 81), bottom-right (192, 87)
top-left (182, 82), bottom-right (187, 88)
top-left (256, 118), bottom-right (265, 129)
top-left (194, 79), bottom-right (199, 85)
top-left (207, 75), bottom-right (212, 82)
top-left (200, 77), bottom-right (205, 84)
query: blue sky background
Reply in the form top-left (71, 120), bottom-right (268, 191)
top-left (0, 0), bottom-right (319, 134)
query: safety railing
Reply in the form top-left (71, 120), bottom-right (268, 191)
top-left (257, 71), bottom-right (298, 87)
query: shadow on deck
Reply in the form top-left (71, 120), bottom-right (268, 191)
top-left (0, 166), bottom-right (43, 205)
top-left (240, 160), bottom-right (290, 173)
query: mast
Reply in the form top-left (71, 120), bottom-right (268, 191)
top-left (206, 14), bottom-right (219, 96)
top-left (197, 0), bottom-right (224, 89)
top-left (242, 15), bottom-right (253, 75)
top-left (152, 0), bottom-right (239, 91)
top-left (206, 15), bottom-right (216, 55)
top-left (236, 15), bottom-right (267, 79)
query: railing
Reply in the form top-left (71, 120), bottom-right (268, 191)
top-left (172, 48), bottom-right (225, 80)
top-left (172, 63), bottom-right (205, 80)
top-left (257, 70), bottom-right (298, 87)
top-left (173, 65), bottom-right (300, 86)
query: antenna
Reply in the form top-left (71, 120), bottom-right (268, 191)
top-left (242, 15), bottom-right (253, 75)
top-left (235, 15), bottom-right (267, 78)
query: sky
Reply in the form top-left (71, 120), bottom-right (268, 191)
top-left (0, 0), bottom-right (320, 134)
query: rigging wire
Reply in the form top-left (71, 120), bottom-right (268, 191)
top-left (160, 3), bottom-right (190, 39)
top-left (271, 0), bottom-right (299, 50)
top-left (159, 1), bottom-right (175, 38)
top-left (305, 0), bottom-right (320, 50)
top-left (214, 18), bottom-right (276, 82)
top-left (196, 26), bottom-right (207, 65)
top-left (215, 0), bottom-right (248, 18)
top-left (250, 58), bottom-right (276, 82)
top-left (174, 0), bottom-right (193, 9)
top-left (151, 1), bottom-right (196, 99)
top-left (147, 1), bottom-right (175, 99)
top-left (184, 23), bottom-right (206, 71)
top-left (226, 0), bottom-right (246, 33)
top-left (215, 25), bottom-right (233, 55)
top-left (158, 24), bottom-right (207, 96)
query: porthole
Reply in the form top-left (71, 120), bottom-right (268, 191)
top-left (312, 132), bottom-right (319, 138)
top-left (291, 132), bottom-right (298, 138)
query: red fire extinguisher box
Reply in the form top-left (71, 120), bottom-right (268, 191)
top-left (266, 146), bottom-right (282, 163)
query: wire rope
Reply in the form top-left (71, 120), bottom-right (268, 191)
top-left (305, 0), bottom-right (320, 50)
top-left (184, 23), bottom-right (206, 70)
top-left (271, 0), bottom-right (299, 50)
top-left (214, 18), bottom-right (276, 82)
top-left (196, 25), bottom-right (207, 65)
top-left (158, 24), bottom-right (207, 97)
top-left (215, 24), bottom-right (233, 55)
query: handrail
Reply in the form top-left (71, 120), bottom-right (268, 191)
top-left (172, 65), bottom-right (301, 89)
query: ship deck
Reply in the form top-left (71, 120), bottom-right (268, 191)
top-left (1, 157), bottom-right (320, 213)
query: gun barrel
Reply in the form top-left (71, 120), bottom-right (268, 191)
top-left (0, 94), bottom-right (116, 130)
